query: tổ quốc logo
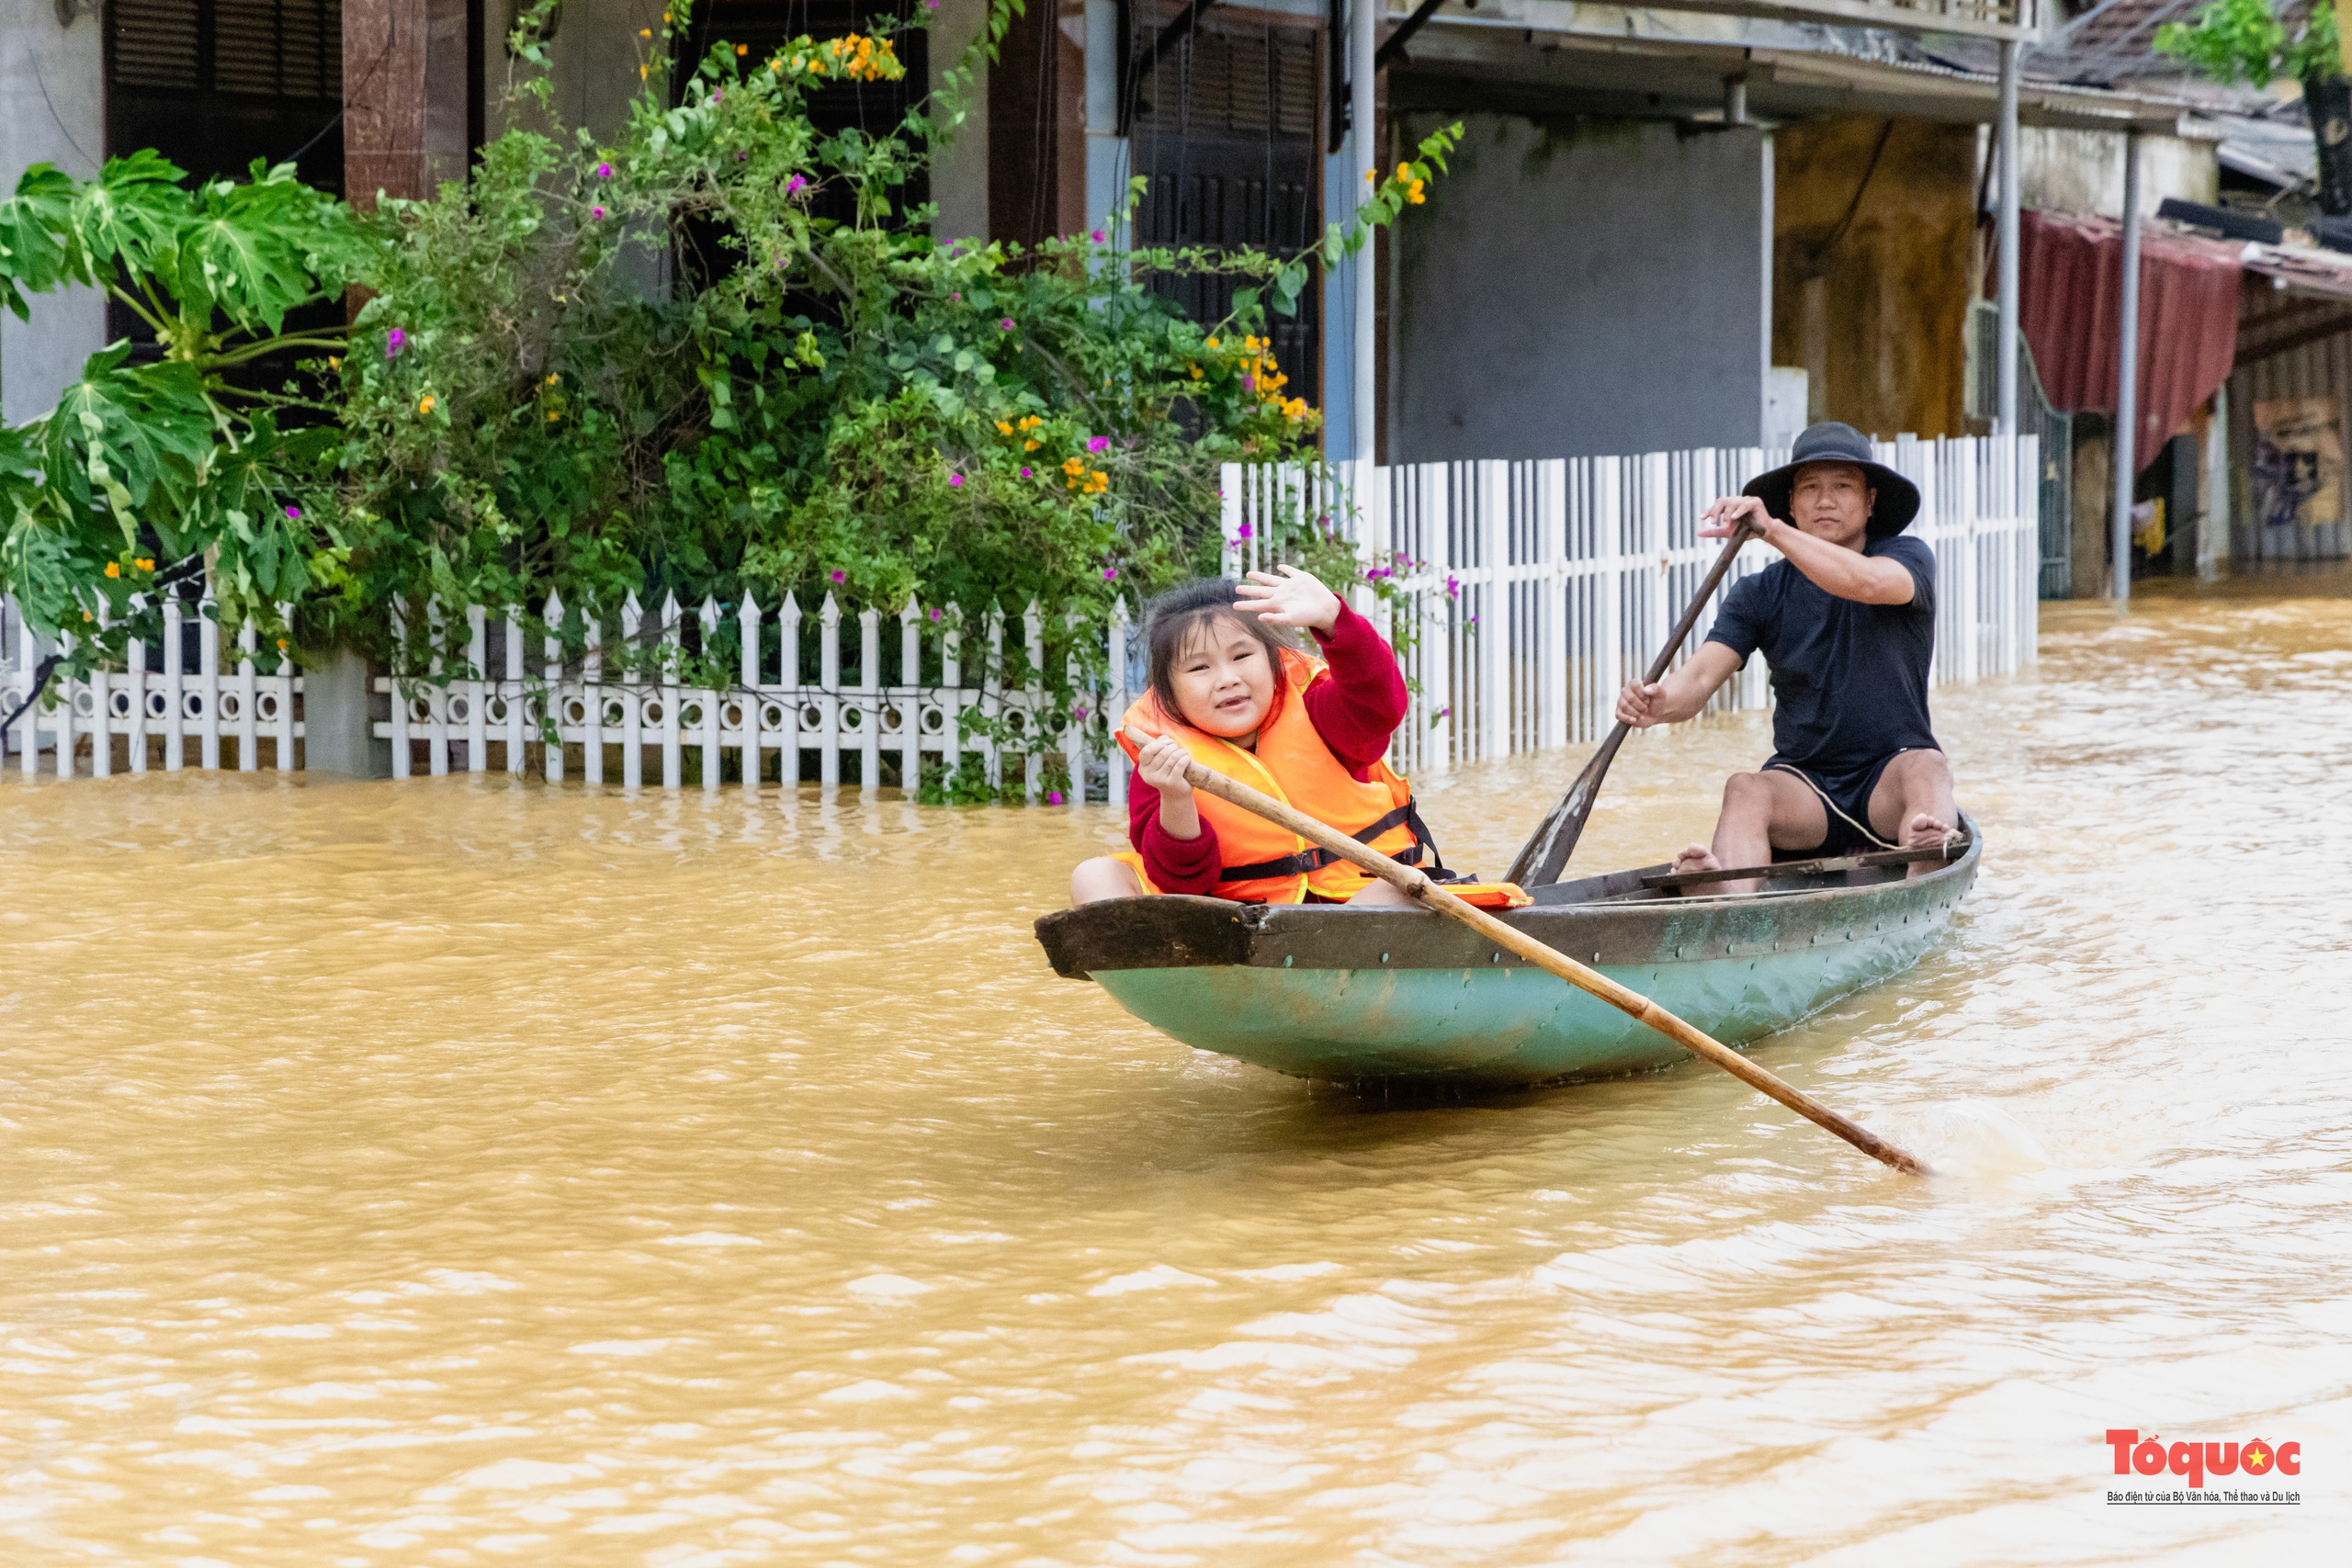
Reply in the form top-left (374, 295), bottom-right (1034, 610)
top-left (2106, 1429), bottom-right (2301, 1505)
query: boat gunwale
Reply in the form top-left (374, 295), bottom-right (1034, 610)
top-left (1036, 820), bottom-right (1981, 981)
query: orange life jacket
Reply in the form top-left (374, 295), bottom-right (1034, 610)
top-left (1119, 648), bottom-right (1424, 903)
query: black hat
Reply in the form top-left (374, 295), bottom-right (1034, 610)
top-left (1743, 421), bottom-right (1921, 539)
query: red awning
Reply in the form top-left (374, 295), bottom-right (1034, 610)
top-left (2018, 210), bottom-right (2243, 474)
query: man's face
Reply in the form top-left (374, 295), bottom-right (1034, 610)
top-left (1789, 462), bottom-right (1875, 547)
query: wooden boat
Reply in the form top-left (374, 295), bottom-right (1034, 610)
top-left (1034, 824), bottom-right (1980, 1089)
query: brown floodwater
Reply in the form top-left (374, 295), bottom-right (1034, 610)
top-left (3, 581), bottom-right (2349, 1564)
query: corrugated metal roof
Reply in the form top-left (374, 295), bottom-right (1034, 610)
top-left (2021, 209), bottom-right (2243, 473)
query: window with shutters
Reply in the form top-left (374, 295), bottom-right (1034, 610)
top-left (1127, 6), bottom-right (1323, 413)
top-left (105, 0), bottom-right (346, 350)
top-left (107, 0), bottom-right (344, 187)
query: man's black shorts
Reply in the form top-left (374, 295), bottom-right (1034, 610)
top-left (1765, 749), bottom-right (1939, 860)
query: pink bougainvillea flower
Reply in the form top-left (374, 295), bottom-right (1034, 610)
top-left (284, 504), bottom-right (301, 521)
top-left (590, 204), bottom-right (606, 219)
top-left (948, 472), bottom-right (965, 487)
top-left (595, 162), bottom-right (614, 178)
top-left (385, 328), bottom-right (406, 358)
top-left (829, 569), bottom-right (847, 583)
top-left (785, 175), bottom-right (808, 195)
top-left (1444, 574), bottom-right (1460, 597)
top-left (1241, 375), bottom-right (1256, 390)
top-left (929, 607), bottom-right (943, 622)
top-left (1020, 466), bottom-right (1033, 478)
top-left (1086, 435), bottom-right (1108, 454)
top-left (1074, 705), bottom-right (1089, 720)
top-left (1046, 790), bottom-right (1065, 806)
top-left (1090, 229), bottom-right (1104, 243)
top-left (1236, 522), bottom-right (1253, 540)
top-left (1102, 565), bottom-right (1118, 581)
top-left (999, 317), bottom-right (1015, 331)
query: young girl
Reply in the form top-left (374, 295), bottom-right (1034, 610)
top-left (1069, 564), bottom-right (1425, 907)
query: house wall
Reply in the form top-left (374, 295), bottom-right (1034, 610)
top-left (1390, 112), bottom-right (1771, 462)
top-left (2227, 327), bottom-right (2352, 563)
top-left (1771, 115), bottom-right (1976, 442)
top-left (2020, 128), bottom-right (2217, 219)
top-left (0, 0), bottom-right (105, 424)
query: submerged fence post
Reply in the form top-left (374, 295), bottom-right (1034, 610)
top-left (544, 592), bottom-right (567, 783)
top-left (659, 591), bottom-right (684, 788)
top-left (699, 595), bottom-right (722, 790)
top-left (619, 591), bottom-right (643, 789)
top-left (1106, 596), bottom-right (1130, 810)
top-left (818, 592), bottom-right (842, 787)
top-left (898, 597), bottom-right (921, 797)
top-left (857, 603), bottom-right (881, 793)
top-left (504, 605), bottom-right (526, 775)
top-left (741, 591), bottom-right (764, 789)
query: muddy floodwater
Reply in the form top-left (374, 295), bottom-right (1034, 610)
top-left (4, 582), bottom-right (2350, 1564)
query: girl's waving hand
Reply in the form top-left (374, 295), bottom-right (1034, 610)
top-left (1236, 565), bottom-right (1341, 635)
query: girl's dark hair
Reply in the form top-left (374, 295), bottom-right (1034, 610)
top-left (1142, 577), bottom-right (1298, 721)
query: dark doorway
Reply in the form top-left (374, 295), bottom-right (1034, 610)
top-left (1126, 3), bottom-right (1323, 411)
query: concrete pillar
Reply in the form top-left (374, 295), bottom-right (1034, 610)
top-left (344, 0), bottom-right (472, 209)
top-left (2111, 131), bottom-right (2142, 608)
top-left (0, 0), bottom-right (103, 424)
top-left (302, 648), bottom-right (390, 777)
top-left (930, 0), bottom-right (991, 245)
top-left (1996, 39), bottom-right (2020, 436)
top-left (2200, 385), bottom-right (2231, 581)
top-left (1082, 0), bottom-right (1127, 242)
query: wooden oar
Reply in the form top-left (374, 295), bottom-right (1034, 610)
top-left (1126, 725), bottom-right (1928, 1177)
top-left (1505, 523), bottom-right (1757, 889)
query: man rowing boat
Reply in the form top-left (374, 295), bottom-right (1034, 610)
top-left (1615, 421), bottom-right (1959, 892)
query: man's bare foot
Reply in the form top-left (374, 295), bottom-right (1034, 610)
top-left (1672, 842), bottom-right (1722, 875)
top-left (1900, 811), bottom-right (1958, 876)
top-left (1901, 811), bottom-right (1957, 852)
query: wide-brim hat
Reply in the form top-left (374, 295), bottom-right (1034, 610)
top-left (1743, 421), bottom-right (1920, 539)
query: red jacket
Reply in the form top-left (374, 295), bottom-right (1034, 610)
top-left (1127, 603), bottom-right (1409, 894)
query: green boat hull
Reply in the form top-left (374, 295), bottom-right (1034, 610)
top-left (1035, 829), bottom-right (1978, 1088)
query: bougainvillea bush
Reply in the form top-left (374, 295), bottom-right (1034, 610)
top-left (0, 0), bottom-right (1456, 784)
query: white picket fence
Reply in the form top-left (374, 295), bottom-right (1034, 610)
top-left (0, 435), bottom-right (2038, 791)
top-left (368, 591), bottom-right (1131, 799)
top-left (1228, 434), bottom-right (2041, 778)
top-left (0, 591), bottom-right (300, 777)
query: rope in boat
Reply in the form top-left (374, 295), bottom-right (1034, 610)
top-left (1764, 756), bottom-right (1965, 858)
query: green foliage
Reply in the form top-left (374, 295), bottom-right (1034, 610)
top-left (2155, 0), bottom-right (2341, 86)
top-left (0, 152), bottom-right (362, 657)
top-left (0, 0), bottom-right (1459, 727)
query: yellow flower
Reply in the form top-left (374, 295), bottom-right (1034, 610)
top-left (277, 637), bottom-right (288, 650)
top-left (1408, 179), bottom-right (1426, 205)
top-left (1019, 414), bottom-right (1043, 429)
top-left (1204, 336), bottom-right (1220, 350)
top-left (639, 27), bottom-right (650, 36)
top-left (1062, 457), bottom-right (1085, 476)
top-left (1188, 364), bottom-right (1203, 380)
top-left (735, 42), bottom-right (748, 54)
top-left (1024, 438), bottom-right (1041, 451)
top-left (1365, 168), bottom-right (1377, 184)
top-left (419, 395), bottom-right (436, 414)
top-left (1283, 397), bottom-right (1309, 419)
top-left (1396, 162), bottom-right (1411, 181)
top-left (548, 408), bottom-right (560, 421)
top-left (326, 355), bottom-right (340, 369)
top-left (1085, 470), bottom-right (1109, 493)
top-left (640, 63), bottom-right (650, 79)
top-left (104, 561), bottom-right (119, 578)
top-left (82, 610), bottom-right (93, 622)
top-left (996, 420), bottom-right (1013, 435)
top-left (134, 558), bottom-right (153, 571)
top-left (768, 59), bottom-right (780, 71)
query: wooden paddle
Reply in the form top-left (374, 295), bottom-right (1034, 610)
top-left (1505, 522), bottom-right (1758, 889)
top-left (1124, 727), bottom-right (1928, 1176)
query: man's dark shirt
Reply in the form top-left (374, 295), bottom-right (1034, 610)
top-left (1703, 535), bottom-right (1939, 773)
